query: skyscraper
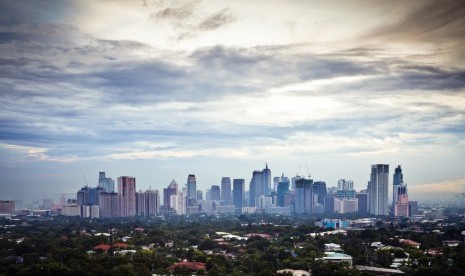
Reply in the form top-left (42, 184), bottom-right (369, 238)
top-left (99, 192), bottom-right (119, 218)
top-left (210, 185), bottom-right (221, 201)
top-left (233, 179), bottom-right (245, 213)
top-left (249, 170), bottom-right (262, 206)
top-left (221, 177), bottom-right (232, 205)
top-left (368, 164), bottom-right (389, 216)
top-left (136, 189), bottom-right (160, 217)
top-left (294, 177), bottom-right (313, 214)
top-left (118, 176), bottom-right (136, 217)
top-left (163, 180), bottom-right (178, 207)
top-left (392, 165), bottom-right (403, 213)
top-left (262, 163), bottom-right (272, 196)
top-left (187, 174), bottom-right (197, 206)
top-left (98, 172), bottom-right (115, 192)
top-left (277, 177), bottom-right (290, 207)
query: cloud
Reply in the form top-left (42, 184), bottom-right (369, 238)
top-left (197, 8), bottom-right (235, 30)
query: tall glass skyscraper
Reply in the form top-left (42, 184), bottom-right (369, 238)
top-left (368, 164), bottom-right (389, 216)
top-left (392, 165), bottom-right (403, 213)
top-left (187, 174), bottom-right (197, 206)
top-left (233, 179), bottom-right (245, 213)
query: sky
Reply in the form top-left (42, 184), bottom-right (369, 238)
top-left (1, 0), bottom-right (465, 203)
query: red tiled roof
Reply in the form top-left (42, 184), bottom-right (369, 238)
top-left (93, 244), bottom-right (111, 251)
top-left (113, 242), bottom-right (129, 249)
top-left (167, 261), bottom-right (206, 271)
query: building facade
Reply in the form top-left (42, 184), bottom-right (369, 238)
top-left (233, 179), bottom-right (245, 213)
top-left (368, 164), bottom-right (389, 216)
top-left (118, 176), bottom-right (136, 217)
top-left (221, 177), bottom-right (232, 205)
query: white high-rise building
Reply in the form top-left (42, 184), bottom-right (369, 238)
top-left (170, 193), bottom-right (186, 215)
top-left (367, 164), bottom-right (389, 216)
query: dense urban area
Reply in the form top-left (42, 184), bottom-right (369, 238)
top-left (1, 164), bottom-right (465, 275)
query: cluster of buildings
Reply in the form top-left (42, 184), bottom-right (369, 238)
top-left (0, 164), bottom-right (418, 218)
top-left (62, 172), bottom-right (160, 218)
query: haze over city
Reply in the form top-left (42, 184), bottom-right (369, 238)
top-left (1, 0), bottom-right (465, 202)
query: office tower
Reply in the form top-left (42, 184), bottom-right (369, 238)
top-left (197, 190), bottom-right (203, 201)
top-left (136, 191), bottom-right (147, 216)
top-left (98, 171), bottom-right (115, 192)
top-left (77, 186), bottom-right (104, 206)
top-left (77, 186), bottom-right (104, 218)
top-left (392, 165), bottom-right (403, 213)
top-left (136, 189), bottom-right (160, 217)
top-left (256, 195), bottom-right (273, 210)
top-left (336, 179), bottom-right (355, 198)
top-left (170, 193), bottom-right (186, 215)
top-left (313, 181), bottom-right (327, 206)
top-left (277, 177), bottom-right (290, 207)
top-left (118, 176), bottom-right (136, 217)
top-left (262, 163), bottom-right (272, 196)
top-left (210, 185), bottom-right (221, 201)
top-left (294, 177), bottom-right (313, 214)
top-left (99, 192), bottom-right (119, 218)
top-left (146, 189), bottom-right (160, 216)
top-left (334, 198), bottom-right (358, 213)
top-left (205, 189), bottom-right (211, 201)
top-left (187, 174), bottom-right (197, 206)
top-left (356, 191), bottom-right (369, 214)
top-left (367, 164), bottom-right (389, 216)
top-left (249, 170), bottom-right (261, 206)
top-left (0, 200), bottom-right (15, 214)
top-left (394, 182), bottom-right (409, 217)
top-left (273, 176), bottom-right (281, 192)
top-left (338, 179), bottom-right (353, 190)
top-left (324, 196), bottom-right (335, 213)
top-left (221, 177), bottom-right (232, 205)
top-left (163, 180), bottom-right (178, 207)
top-left (233, 179), bottom-right (245, 212)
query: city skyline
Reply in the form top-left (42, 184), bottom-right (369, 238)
top-left (1, 1), bottom-right (465, 201)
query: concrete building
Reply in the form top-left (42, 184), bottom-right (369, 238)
top-left (210, 185), bottom-right (220, 201)
top-left (368, 164), bottom-right (389, 216)
top-left (294, 177), bottom-right (313, 214)
top-left (233, 179), bottom-right (245, 213)
top-left (163, 180), bottom-right (178, 207)
top-left (0, 200), bottom-right (15, 214)
top-left (98, 171), bottom-right (115, 192)
top-left (118, 176), bottom-right (136, 217)
top-left (187, 174), bottom-right (197, 206)
top-left (334, 198), bottom-right (358, 214)
top-left (221, 177), bottom-right (232, 205)
top-left (170, 193), bottom-right (186, 215)
top-left (99, 192), bottom-right (119, 218)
